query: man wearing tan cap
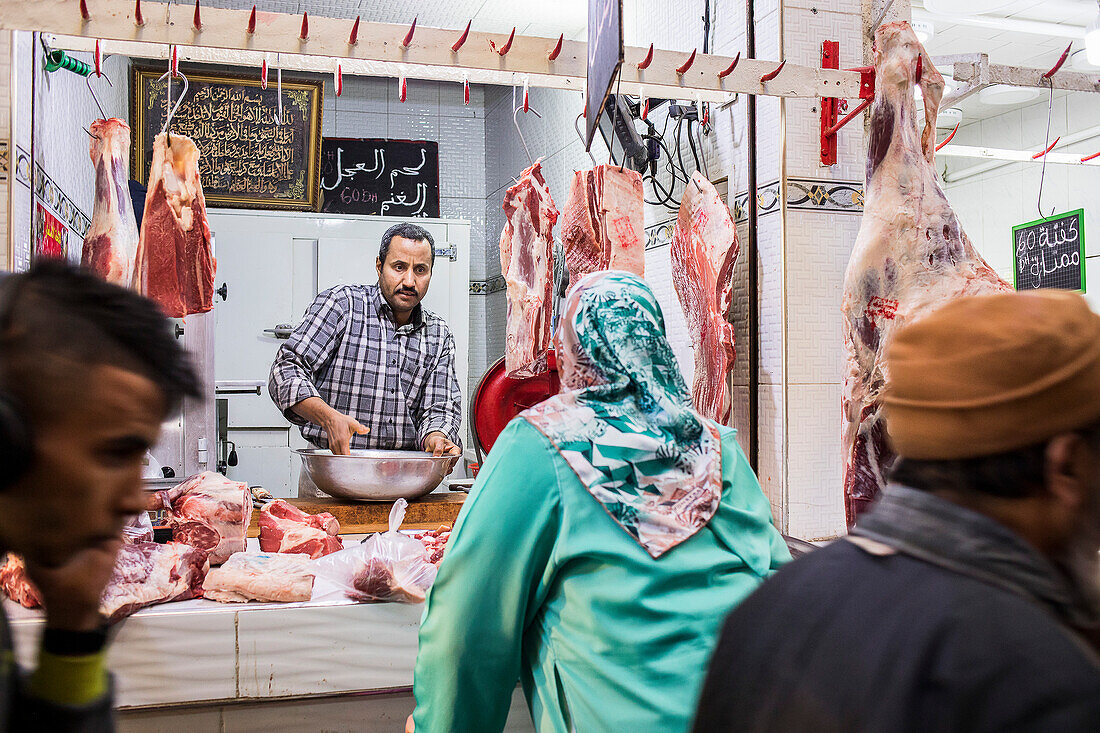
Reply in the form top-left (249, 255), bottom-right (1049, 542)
top-left (692, 291), bottom-right (1100, 732)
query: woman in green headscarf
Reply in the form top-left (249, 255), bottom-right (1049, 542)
top-left (410, 271), bottom-right (789, 733)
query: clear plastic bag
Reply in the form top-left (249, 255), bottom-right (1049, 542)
top-left (311, 499), bottom-right (438, 604)
top-left (122, 511), bottom-right (155, 544)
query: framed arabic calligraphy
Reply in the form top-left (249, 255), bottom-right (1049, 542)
top-left (131, 66), bottom-right (323, 211)
top-left (1012, 208), bottom-right (1085, 293)
top-left (319, 138), bottom-right (440, 218)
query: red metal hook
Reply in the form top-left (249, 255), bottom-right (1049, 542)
top-left (299, 13), bottom-right (309, 41)
top-left (497, 27), bottom-right (516, 56)
top-left (1042, 43), bottom-right (1073, 80)
top-left (676, 49), bottom-right (697, 75)
top-left (79, 0), bottom-right (91, 21)
top-left (823, 97), bottom-right (871, 137)
top-left (1032, 137), bottom-right (1061, 159)
top-left (549, 34), bottom-right (564, 61)
top-left (94, 39), bottom-right (102, 77)
top-left (1081, 150), bottom-right (1100, 163)
top-left (334, 64), bottom-right (342, 97)
top-left (760, 59), bottom-right (786, 83)
top-left (135, 0), bottom-right (144, 27)
top-left (349, 16), bottom-right (360, 46)
top-left (246, 5), bottom-right (256, 34)
top-left (399, 76), bottom-right (408, 103)
top-left (170, 45), bottom-right (179, 76)
top-left (463, 77), bottom-right (470, 106)
top-left (452, 20), bottom-right (472, 52)
top-left (261, 59), bottom-right (268, 89)
top-left (935, 122), bottom-right (959, 152)
top-left (718, 52), bottom-right (741, 79)
top-left (402, 17), bottom-right (417, 48)
top-left (193, 0), bottom-right (201, 31)
top-left (642, 98), bottom-right (650, 121)
top-left (637, 44), bottom-right (654, 71)
top-left (915, 54), bottom-right (922, 85)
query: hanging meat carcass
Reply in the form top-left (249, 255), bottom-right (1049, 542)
top-left (133, 132), bottom-right (216, 318)
top-left (841, 21), bottom-right (1011, 525)
top-left (560, 166), bottom-right (646, 283)
top-left (82, 118), bottom-right (140, 286)
top-left (671, 172), bottom-right (740, 425)
top-left (500, 161), bottom-right (559, 378)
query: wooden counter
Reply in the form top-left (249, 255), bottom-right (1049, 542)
top-left (247, 493), bottom-right (466, 536)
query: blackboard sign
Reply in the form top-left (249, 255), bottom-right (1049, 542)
top-left (1013, 208), bottom-right (1086, 292)
top-left (319, 138), bottom-right (440, 218)
top-left (132, 67), bottom-right (323, 211)
top-left (585, 0), bottom-right (624, 149)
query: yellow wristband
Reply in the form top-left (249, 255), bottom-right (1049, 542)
top-left (29, 649), bottom-right (108, 707)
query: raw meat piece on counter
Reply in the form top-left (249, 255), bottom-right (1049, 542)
top-left (841, 21), bottom-right (1011, 525)
top-left (157, 472), bottom-right (252, 565)
top-left (671, 171), bottom-right (741, 425)
top-left (100, 542), bottom-right (208, 622)
top-left (312, 499), bottom-right (438, 604)
top-left (202, 552), bottom-right (314, 603)
top-left (133, 132), bottom-right (216, 318)
top-left (413, 526), bottom-right (451, 566)
top-left (0, 554), bottom-right (41, 609)
top-left (82, 118), bottom-right (140, 286)
top-left (500, 161), bottom-right (559, 378)
top-left (258, 500), bottom-right (343, 559)
top-left (561, 166), bottom-right (646, 282)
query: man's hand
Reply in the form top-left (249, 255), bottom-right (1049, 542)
top-left (423, 431), bottom-right (461, 457)
top-left (293, 397), bottom-right (369, 455)
top-left (321, 410), bottom-right (370, 456)
top-left (25, 539), bottom-right (121, 631)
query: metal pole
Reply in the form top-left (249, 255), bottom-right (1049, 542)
top-left (746, 0), bottom-right (759, 473)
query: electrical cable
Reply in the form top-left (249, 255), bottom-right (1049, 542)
top-left (687, 118), bottom-right (702, 173)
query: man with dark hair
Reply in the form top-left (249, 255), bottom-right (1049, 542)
top-left (0, 260), bottom-right (201, 730)
top-left (693, 291), bottom-right (1100, 733)
top-left (269, 223), bottom-right (462, 494)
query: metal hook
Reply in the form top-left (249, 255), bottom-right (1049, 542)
top-left (157, 67), bottom-right (189, 137)
top-left (85, 73), bottom-right (114, 121)
top-left (274, 63), bottom-right (284, 124)
top-left (513, 104), bottom-right (542, 166)
top-left (573, 112), bottom-right (598, 166)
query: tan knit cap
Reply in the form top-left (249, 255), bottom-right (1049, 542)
top-left (883, 290), bottom-right (1100, 460)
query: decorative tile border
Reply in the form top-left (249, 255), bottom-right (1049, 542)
top-left (0, 141), bottom-right (8, 183)
top-left (730, 178), bottom-right (864, 223)
top-left (14, 146), bottom-right (92, 239)
top-left (470, 275), bottom-right (505, 295)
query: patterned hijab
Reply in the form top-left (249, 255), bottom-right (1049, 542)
top-left (522, 271), bottom-right (723, 558)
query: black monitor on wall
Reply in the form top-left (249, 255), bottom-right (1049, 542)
top-left (584, 0), bottom-right (624, 150)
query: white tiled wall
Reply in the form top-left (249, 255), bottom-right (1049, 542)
top-left (942, 93), bottom-right (1100, 310)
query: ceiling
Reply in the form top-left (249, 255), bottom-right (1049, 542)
top-left (913, 0), bottom-right (1099, 124)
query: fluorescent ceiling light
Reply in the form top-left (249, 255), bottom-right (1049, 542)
top-left (978, 84), bottom-right (1041, 105)
top-left (1087, 2), bottom-right (1100, 66)
top-left (913, 20), bottom-right (935, 43)
top-left (923, 0), bottom-right (1018, 16)
top-left (937, 107), bottom-right (963, 129)
top-left (1071, 48), bottom-right (1100, 71)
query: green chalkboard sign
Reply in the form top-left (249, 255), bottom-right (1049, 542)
top-left (1012, 208), bottom-right (1085, 293)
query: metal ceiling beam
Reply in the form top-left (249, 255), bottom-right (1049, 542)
top-left (2, 0), bottom-right (865, 104)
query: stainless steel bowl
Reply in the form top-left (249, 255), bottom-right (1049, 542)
top-left (295, 448), bottom-right (458, 501)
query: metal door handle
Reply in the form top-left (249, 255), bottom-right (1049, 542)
top-left (263, 323), bottom-right (295, 339)
top-left (174, 324), bottom-right (184, 339)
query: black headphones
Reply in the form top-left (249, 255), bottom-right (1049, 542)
top-left (0, 274), bottom-right (34, 490)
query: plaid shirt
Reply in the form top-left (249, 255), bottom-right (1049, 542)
top-left (269, 284), bottom-right (462, 451)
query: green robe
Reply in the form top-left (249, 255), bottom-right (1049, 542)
top-left (413, 418), bottom-right (789, 733)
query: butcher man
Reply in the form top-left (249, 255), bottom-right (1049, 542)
top-left (269, 222), bottom-right (463, 496)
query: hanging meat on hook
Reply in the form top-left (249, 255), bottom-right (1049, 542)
top-left (671, 172), bottom-right (740, 425)
top-left (561, 165), bottom-right (645, 283)
top-left (133, 132), bottom-right (216, 318)
top-left (841, 21), bottom-right (1011, 525)
top-left (499, 161), bottom-right (559, 378)
top-left (82, 118), bottom-right (140, 286)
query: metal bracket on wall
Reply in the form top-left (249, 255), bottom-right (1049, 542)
top-left (819, 40), bottom-right (875, 166)
top-left (434, 243), bottom-right (457, 262)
